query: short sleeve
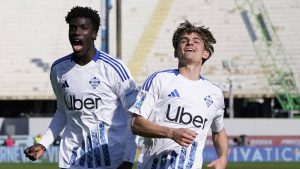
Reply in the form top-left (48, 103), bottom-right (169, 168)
top-left (210, 90), bottom-right (225, 132)
top-left (129, 73), bottom-right (161, 119)
top-left (108, 60), bottom-right (138, 110)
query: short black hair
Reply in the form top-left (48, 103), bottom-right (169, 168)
top-left (65, 6), bottom-right (101, 32)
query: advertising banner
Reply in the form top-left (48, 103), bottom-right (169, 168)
top-left (204, 146), bottom-right (300, 162)
top-left (0, 146), bottom-right (59, 163)
top-left (0, 145), bottom-right (299, 163)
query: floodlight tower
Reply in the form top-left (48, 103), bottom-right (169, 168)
top-left (235, 0), bottom-right (300, 115)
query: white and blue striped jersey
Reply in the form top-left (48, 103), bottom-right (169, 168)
top-left (39, 50), bottom-right (138, 169)
top-left (129, 69), bottom-right (225, 169)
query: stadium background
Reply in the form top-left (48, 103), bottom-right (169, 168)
top-left (0, 0), bottom-right (299, 168)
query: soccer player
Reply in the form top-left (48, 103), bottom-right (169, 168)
top-left (24, 6), bottom-right (138, 169)
top-left (129, 20), bottom-right (228, 169)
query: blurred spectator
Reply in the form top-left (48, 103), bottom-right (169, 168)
top-left (233, 135), bottom-right (249, 146)
top-left (4, 135), bottom-right (15, 147)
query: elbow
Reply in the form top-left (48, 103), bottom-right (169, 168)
top-left (131, 124), bottom-right (139, 135)
top-left (131, 115), bottom-right (141, 135)
top-left (131, 122), bottom-right (143, 136)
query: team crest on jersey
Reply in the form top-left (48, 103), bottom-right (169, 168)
top-left (204, 95), bottom-right (213, 107)
top-left (89, 77), bottom-right (100, 89)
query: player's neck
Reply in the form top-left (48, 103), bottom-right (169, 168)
top-left (178, 64), bottom-right (201, 80)
top-left (73, 48), bottom-right (96, 66)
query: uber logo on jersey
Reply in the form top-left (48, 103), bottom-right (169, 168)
top-left (165, 104), bottom-right (208, 129)
top-left (64, 94), bottom-right (101, 110)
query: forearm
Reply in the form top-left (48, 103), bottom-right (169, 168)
top-left (212, 128), bottom-right (228, 159)
top-left (131, 114), bottom-right (172, 138)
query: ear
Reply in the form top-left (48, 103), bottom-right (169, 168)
top-left (202, 50), bottom-right (209, 59)
top-left (92, 31), bottom-right (97, 40)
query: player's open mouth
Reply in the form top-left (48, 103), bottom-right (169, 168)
top-left (185, 48), bottom-right (195, 52)
top-left (72, 39), bottom-right (83, 52)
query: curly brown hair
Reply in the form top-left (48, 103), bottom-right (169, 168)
top-left (172, 20), bottom-right (216, 64)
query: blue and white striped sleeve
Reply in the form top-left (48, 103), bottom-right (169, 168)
top-left (129, 72), bottom-right (161, 119)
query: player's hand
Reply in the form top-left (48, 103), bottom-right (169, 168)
top-left (116, 161), bottom-right (133, 169)
top-left (207, 157), bottom-right (227, 169)
top-left (170, 128), bottom-right (197, 147)
top-left (24, 143), bottom-right (46, 161)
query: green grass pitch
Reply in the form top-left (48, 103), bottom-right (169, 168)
top-left (0, 162), bottom-right (299, 169)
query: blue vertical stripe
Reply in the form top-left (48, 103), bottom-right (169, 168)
top-left (159, 153), bottom-right (168, 169)
top-left (102, 145), bottom-right (110, 166)
top-left (170, 150), bottom-right (178, 169)
top-left (79, 140), bottom-right (86, 167)
top-left (86, 135), bottom-right (94, 168)
top-left (69, 147), bottom-right (78, 166)
top-left (151, 158), bottom-right (159, 169)
top-left (186, 142), bottom-right (198, 169)
top-left (91, 130), bottom-right (102, 167)
top-left (177, 147), bottom-right (187, 169)
top-left (99, 122), bottom-right (111, 166)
